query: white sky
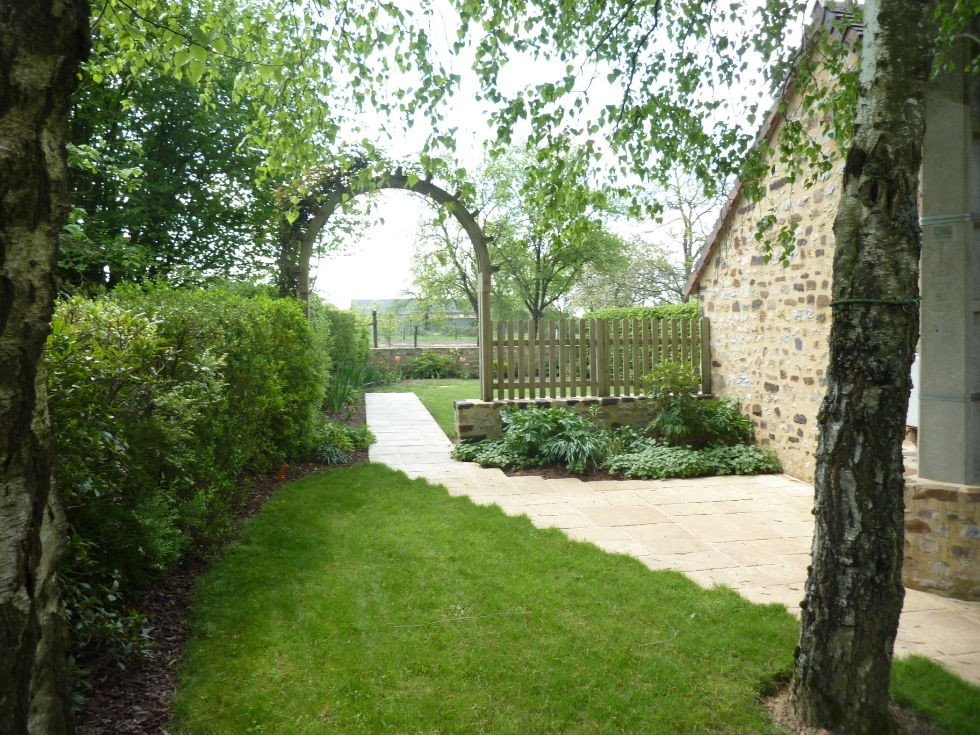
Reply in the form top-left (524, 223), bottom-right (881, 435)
top-left (312, 0), bottom-right (811, 309)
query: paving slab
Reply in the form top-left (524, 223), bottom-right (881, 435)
top-left (579, 505), bottom-right (670, 526)
top-left (365, 391), bottom-right (980, 685)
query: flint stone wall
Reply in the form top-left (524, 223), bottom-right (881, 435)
top-left (689, 66), bottom-right (845, 483)
top-left (371, 346), bottom-right (480, 375)
top-left (903, 478), bottom-right (980, 600)
top-left (454, 395), bottom-right (661, 443)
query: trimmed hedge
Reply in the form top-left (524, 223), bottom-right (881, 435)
top-left (313, 297), bottom-right (370, 369)
top-left (48, 286), bottom-right (366, 684)
top-left (582, 301), bottom-right (700, 322)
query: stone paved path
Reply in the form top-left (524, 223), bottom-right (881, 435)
top-left (366, 392), bottom-right (980, 685)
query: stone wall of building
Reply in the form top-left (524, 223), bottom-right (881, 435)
top-left (903, 477), bottom-right (980, 600)
top-left (371, 346), bottom-right (480, 376)
top-left (454, 396), bottom-right (656, 443)
top-left (689, 95), bottom-right (845, 483)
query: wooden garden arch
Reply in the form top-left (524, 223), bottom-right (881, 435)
top-left (294, 170), bottom-right (496, 401)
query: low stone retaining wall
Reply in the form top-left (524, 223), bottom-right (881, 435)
top-left (454, 395), bottom-right (659, 443)
top-left (903, 476), bottom-right (980, 600)
top-left (371, 346), bottom-right (480, 375)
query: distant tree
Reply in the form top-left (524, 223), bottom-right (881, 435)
top-left (410, 202), bottom-right (481, 318)
top-left (64, 63), bottom-right (278, 289)
top-left (649, 169), bottom-right (725, 284)
top-left (572, 239), bottom-right (684, 312)
top-left (486, 147), bottom-right (625, 322)
top-left (409, 146), bottom-right (623, 323)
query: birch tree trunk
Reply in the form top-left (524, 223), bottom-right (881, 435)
top-left (0, 1), bottom-right (90, 732)
top-left (791, 1), bottom-right (937, 733)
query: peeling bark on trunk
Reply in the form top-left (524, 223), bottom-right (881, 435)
top-left (790, 1), bottom-right (937, 733)
top-left (0, 1), bottom-right (90, 733)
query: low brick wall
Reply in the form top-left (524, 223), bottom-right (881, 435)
top-left (903, 476), bottom-right (980, 600)
top-left (371, 346), bottom-right (480, 375)
top-left (454, 395), bottom-right (658, 443)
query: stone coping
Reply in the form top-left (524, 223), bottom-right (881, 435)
top-left (453, 394), bottom-right (713, 444)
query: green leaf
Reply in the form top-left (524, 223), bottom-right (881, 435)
top-left (173, 50), bottom-right (191, 68)
top-left (189, 44), bottom-right (207, 64)
top-left (191, 27), bottom-right (209, 46)
top-left (188, 58), bottom-right (206, 83)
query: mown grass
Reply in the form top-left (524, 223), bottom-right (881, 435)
top-left (175, 463), bottom-right (797, 733)
top-left (175, 464), bottom-right (980, 734)
top-left (368, 379), bottom-right (479, 437)
top-left (892, 655), bottom-right (980, 734)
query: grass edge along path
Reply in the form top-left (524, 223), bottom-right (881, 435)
top-left (173, 464), bottom-right (979, 734)
top-left (368, 379), bottom-right (479, 437)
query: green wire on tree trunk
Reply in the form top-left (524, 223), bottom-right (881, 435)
top-left (829, 296), bottom-right (922, 307)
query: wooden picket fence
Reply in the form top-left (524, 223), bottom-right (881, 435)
top-left (489, 317), bottom-right (710, 400)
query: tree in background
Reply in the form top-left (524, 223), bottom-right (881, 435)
top-left (650, 169), bottom-right (726, 285)
top-left (65, 67), bottom-right (279, 289)
top-left (486, 147), bottom-right (626, 322)
top-left (571, 239), bottom-right (684, 312)
top-left (572, 169), bottom-right (723, 313)
top-left (411, 146), bottom-right (625, 322)
top-left (410, 200), bottom-right (481, 318)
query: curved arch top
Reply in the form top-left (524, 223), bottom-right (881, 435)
top-left (296, 171), bottom-right (494, 400)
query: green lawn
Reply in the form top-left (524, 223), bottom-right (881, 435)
top-left (368, 379), bottom-right (480, 437)
top-left (175, 464), bottom-right (980, 734)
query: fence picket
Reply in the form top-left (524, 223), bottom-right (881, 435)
top-left (683, 319), bottom-right (692, 368)
top-left (642, 319), bottom-right (653, 376)
top-left (506, 320), bottom-right (515, 399)
top-left (547, 319), bottom-right (556, 398)
top-left (495, 321), bottom-right (503, 397)
top-left (633, 319), bottom-right (643, 395)
top-left (530, 321), bottom-right (539, 398)
top-left (601, 321), bottom-right (611, 395)
top-left (517, 320), bottom-right (526, 398)
top-left (621, 319), bottom-right (629, 396)
top-left (557, 320), bottom-right (566, 397)
top-left (669, 318), bottom-right (678, 366)
top-left (612, 318), bottom-right (621, 396)
top-left (534, 319), bottom-right (548, 398)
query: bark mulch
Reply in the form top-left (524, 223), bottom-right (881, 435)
top-left (75, 404), bottom-right (370, 734)
top-left (764, 685), bottom-right (936, 735)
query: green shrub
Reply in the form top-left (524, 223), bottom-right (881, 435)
top-left (503, 406), bottom-right (607, 473)
top-left (451, 435), bottom-right (542, 470)
top-left (310, 417), bottom-right (375, 455)
top-left (109, 284), bottom-right (331, 466)
top-left (311, 418), bottom-right (375, 465)
top-left (313, 298), bottom-right (370, 369)
top-left (605, 442), bottom-right (781, 480)
top-left (325, 362), bottom-right (372, 413)
top-left (48, 286), bottom-right (347, 687)
top-left (583, 302), bottom-right (700, 323)
top-left (453, 406), bottom-right (607, 474)
top-left (368, 361), bottom-right (402, 385)
top-left (405, 349), bottom-right (461, 379)
top-left (641, 363), bottom-right (753, 448)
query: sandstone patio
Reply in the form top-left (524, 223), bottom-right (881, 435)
top-left (366, 392), bottom-right (980, 686)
